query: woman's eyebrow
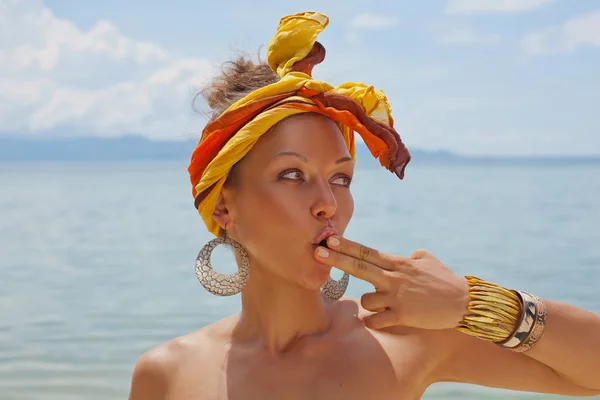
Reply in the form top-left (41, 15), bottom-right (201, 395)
top-left (335, 156), bottom-right (353, 164)
top-left (271, 152), bottom-right (353, 165)
top-left (271, 151), bottom-right (308, 162)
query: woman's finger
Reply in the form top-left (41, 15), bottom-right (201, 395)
top-left (325, 236), bottom-right (396, 271)
top-left (314, 246), bottom-right (387, 288)
top-left (366, 309), bottom-right (398, 330)
top-left (361, 292), bottom-right (389, 312)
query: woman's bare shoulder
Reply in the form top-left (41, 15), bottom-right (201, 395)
top-left (128, 314), bottom-right (239, 400)
top-left (334, 297), bottom-right (443, 389)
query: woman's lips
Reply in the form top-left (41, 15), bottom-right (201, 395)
top-left (313, 227), bottom-right (338, 246)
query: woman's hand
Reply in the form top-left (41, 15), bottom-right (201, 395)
top-left (314, 236), bottom-right (600, 395)
top-left (315, 236), bottom-right (471, 330)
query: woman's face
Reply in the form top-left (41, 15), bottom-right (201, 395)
top-left (216, 113), bottom-right (355, 290)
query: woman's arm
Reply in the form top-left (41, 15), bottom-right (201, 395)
top-left (429, 301), bottom-right (600, 396)
top-left (316, 237), bottom-right (600, 395)
top-left (516, 299), bottom-right (600, 389)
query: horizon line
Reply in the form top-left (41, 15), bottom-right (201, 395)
top-left (0, 134), bottom-right (599, 160)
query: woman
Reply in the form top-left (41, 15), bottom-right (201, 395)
top-left (128, 12), bottom-right (600, 399)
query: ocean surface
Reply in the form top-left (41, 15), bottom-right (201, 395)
top-left (1, 160), bottom-right (599, 400)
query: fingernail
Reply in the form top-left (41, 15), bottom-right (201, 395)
top-left (317, 247), bottom-right (329, 258)
top-left (327, 236), bottom-right (340, 247)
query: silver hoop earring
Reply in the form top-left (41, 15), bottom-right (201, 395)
top-left (195, 235), bottom-right (250, 296)
top-left (321, 272), bottom-right (349, 300)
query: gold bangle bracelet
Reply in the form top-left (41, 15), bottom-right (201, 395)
top-left (455, 276), bottom-right (522, 343)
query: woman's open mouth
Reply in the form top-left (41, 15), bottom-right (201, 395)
top-left (311, 226), bottom-right (338, 251)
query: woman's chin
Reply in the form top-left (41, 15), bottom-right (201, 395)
top-left (293, 250), bottom-right (333, 288)
top-left (303, 263), bottom-right (332, 289)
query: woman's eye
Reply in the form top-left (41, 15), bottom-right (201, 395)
top-left (280, 170), bottom-right (304, 181)
top-left (332, 175), bottom-right (352, 187)
top-left (279, 170), bottom-right (351, 187)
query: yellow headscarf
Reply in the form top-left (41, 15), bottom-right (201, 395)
top-left (188, 11), bottom-right (411, 236)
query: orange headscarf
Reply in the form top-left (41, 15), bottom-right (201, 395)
top-left (188, 12), bottom-right (411, 236)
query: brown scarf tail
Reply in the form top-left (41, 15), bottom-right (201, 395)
top-left (317, 92), bottom-right (411, 178)
top-left (372, 118), bottom-right (411, 179)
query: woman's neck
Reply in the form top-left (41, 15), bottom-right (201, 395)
top-left (234, 264), bottom-right (334, 355)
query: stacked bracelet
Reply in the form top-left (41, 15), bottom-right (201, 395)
top-left (504, 292), bottom-right (548, 353)
top-left (456, 276), bottom-right (547, 352)
top-left (456, 276), bottom-right (522, 342)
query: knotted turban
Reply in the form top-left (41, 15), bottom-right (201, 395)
top-left (188, 12), bottom-right (411, 236)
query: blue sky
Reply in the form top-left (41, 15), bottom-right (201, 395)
top-left (1, 0), bottom-right (599, 156)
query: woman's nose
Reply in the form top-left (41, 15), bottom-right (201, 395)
top-left (310, 180), bottom-right (337, 219)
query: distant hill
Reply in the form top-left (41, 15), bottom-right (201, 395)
top-left (0, 135), bottom-right (598, 164)
top-left (0, 135), bottom-right (458, 164)
top-left (0, 135), bottom-right (196, 162)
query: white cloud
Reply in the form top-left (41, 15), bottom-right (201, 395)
top-left (0, 0), bottom-right (213, 139)
top-left (350, 13), bottom-right (398, 30)
top-left (445, 0), bottom-right (554, 15)
top-left (522, 11), bottom-right (600, 55)
top-left (435, 26), bottom-right (500, 45)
